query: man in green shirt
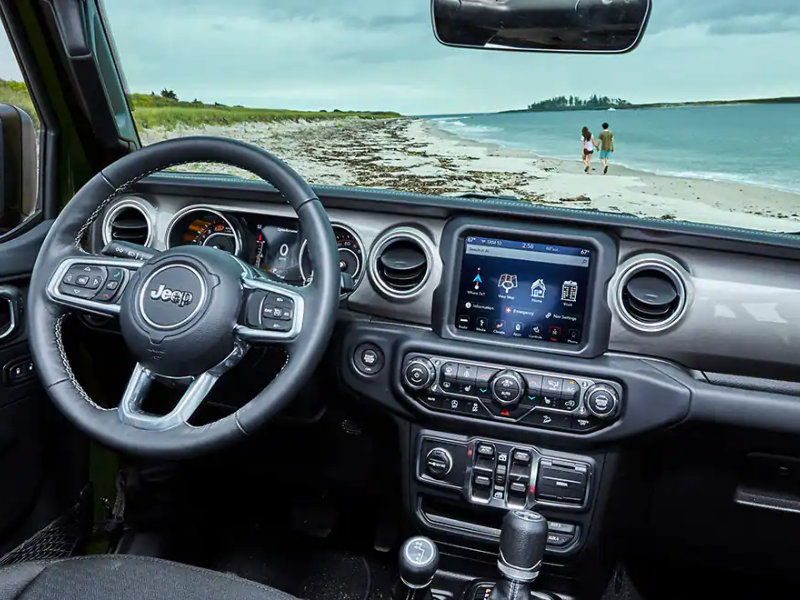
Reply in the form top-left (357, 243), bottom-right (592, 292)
top-left (598, 122), bottom-right (614, 174)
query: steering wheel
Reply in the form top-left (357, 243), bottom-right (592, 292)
top-left (26, 137), bottom-right (340, 458)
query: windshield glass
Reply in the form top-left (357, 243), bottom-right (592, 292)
top-left (100, 0), bottom-right (800, 233)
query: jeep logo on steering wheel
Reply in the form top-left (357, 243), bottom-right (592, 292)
top-left (150, 284), bottom-right (194, 307)
top-left (138, 263), bottom-right (207, 330)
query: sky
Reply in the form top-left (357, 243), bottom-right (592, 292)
top-left (3, 0), bottom-right (800, 115)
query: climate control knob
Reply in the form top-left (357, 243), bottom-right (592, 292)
top-left (585, 384), bottom-right (620, 419)
top-left (491, 370), bottom-right (525, 406)
top-left (403, 357), bottom-right (436, 391)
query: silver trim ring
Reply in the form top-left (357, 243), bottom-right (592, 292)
top-left (138, 264), bottom-right (208, 330)
top-left (368, 227), bottom-right (433, 300)
top-left (165, 206), bottom-right (243, 257)
top-left (613, 256), bottom-right (689, 333)
top-left (298, 223), bottom-right (366, 293)
top-left (101, 198), bottom-right (154, 247)
top-left (0, 296), bottom-right (16, 340)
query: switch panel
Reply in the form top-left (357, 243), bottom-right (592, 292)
top-left (402, 353), bottom-right (622, 434)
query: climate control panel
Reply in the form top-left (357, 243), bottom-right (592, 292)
top-left (402, 354), bottom-right (622, 433)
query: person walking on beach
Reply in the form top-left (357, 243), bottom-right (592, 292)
top-left (581, 126), bottom-right (597, 173)
top-left (598, 122), bottom-right (614, 174)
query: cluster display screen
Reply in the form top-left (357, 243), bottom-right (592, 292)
top-left (455, 236), bottom-right (592, 345)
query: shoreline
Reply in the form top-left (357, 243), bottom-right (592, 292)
top-left (424, 116), bottom-right (800, 196)
top-left (416, 118), bottom-right (800, 231)
top-left (141, 116), bottom-right (800, 233)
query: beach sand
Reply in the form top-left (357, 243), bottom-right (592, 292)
top-left (141, 118), bottom-right (800, 232)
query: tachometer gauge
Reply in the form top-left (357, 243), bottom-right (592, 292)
top-left (167, 208), bottom-right (242, 257)
top-left (299, 225), bottom-right (365, 291)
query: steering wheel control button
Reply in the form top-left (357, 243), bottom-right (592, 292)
top-left (60, 265), bottom-right (110, 299)
top-left (404, 358), bottom-right (436, 390)
top-left (425, 448), bottom-right (453, 479)
top-left (354, 343), bottom-right (385, 375)
top-left (94, 269), bottom-right (128, 302)
top-left (586, 384), bottom-right (620, 419)
top-left (491, 370), bottom-right (524, 406)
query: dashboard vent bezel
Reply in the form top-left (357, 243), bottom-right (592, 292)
top-left (614, 256), bottom-right (689, 333)
top-left (102, 199), bottom-right (153, 247)
top-left (369, 228), bottom-right (433, 300)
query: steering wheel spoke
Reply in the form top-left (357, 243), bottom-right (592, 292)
top-left (47, 255), bottom-right (144, 317)
top-left (118, 342), bottom-right (248, 430)
top-left (234, 274), bottom-right (308, 344)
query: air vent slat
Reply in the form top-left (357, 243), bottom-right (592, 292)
top-left (617, 262), bottom-right (687, 331)
top-left (372, 234), bottom-right (430, 298)
top-left (107, 204), bottom-right (151, 247)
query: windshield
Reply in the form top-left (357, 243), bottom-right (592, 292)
top-left (100, 0), bottom-right (800, 233)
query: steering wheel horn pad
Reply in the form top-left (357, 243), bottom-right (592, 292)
top-left (120, 246), bottom-right (243, 378)
top-left (26, 136), bottom-right (340, 458)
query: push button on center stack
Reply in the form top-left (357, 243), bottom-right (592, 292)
top-left (456, 363), bottom-right (477, 394)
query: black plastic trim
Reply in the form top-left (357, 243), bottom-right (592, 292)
top-left (433, 217), bottom-right (616, 358)
top-left (340, 321), bottom-right (692, 447)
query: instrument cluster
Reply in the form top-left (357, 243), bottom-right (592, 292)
top-left (166, 207), bottom-right (364, 289)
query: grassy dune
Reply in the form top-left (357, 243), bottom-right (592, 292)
top-left (0, 81), bottom-right (400, 130)
top-left (129, 93), bottom-right (400, 129)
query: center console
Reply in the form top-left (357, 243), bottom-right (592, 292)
top-left (340, 217), bottom-right (692, 599)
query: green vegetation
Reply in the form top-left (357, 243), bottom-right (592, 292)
top-left (128, 91), bottom-right (400, 130)
top-left (522, 95), bottom-right (632, 112)
top-left (0, 79), bottom-right (38, 125)
top-left (510, 94), bottom-right (800, 114)
top-left (0, 79), bottom-right (400, 130)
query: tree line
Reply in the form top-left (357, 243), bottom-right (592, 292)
top-left (525, 95), bottom-right (632, 111)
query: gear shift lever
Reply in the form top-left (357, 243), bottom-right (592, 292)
top-left (490, 510), bottom-right (548, 600)
top-left (393, 535), bottom-right (440, 600)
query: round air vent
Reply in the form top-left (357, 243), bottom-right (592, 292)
top-left (616, 258), bottom-right (688, 332)
top-left (370, 229), bottom-right (432, 299)
top-left (103, 201), bottom-right (153, 247)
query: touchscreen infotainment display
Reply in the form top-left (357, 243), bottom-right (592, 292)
top-left (455, 236), bottom-right (592, 345)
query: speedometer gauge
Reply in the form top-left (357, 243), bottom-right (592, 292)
top-left (167, 208), bottom-right (242, 257)
top-left (299, 225), bottom-right (365, 291)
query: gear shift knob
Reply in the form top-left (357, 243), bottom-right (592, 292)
top-left (497, 510), bottom-right (547, 583)
top-left (398, 536), bottom-right (440, 588)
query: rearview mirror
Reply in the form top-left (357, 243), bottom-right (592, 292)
top-left (432, 0), bottom-right (651, 54)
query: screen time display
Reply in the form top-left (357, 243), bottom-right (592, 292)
top-left (455, 236), bottom-right (592, 345)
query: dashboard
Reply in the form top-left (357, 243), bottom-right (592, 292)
top-left (162, 207), bottom-right (365, 287)
top-left (95, 178), bottom-right (800, 382)
top-left (89, 173), bottom-right (800, 592)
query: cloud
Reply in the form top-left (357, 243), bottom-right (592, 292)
top-left (91, 0), bottom-right (800, 114)
top-left (650, 0), bottom-right (800, 34)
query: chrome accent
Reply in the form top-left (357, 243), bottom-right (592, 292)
top-left (234, 275), bottom-right (306, 342)
top-left (137, 264), bottom-right (208, 330)
top-left (165, 205), bottom-right (243, 257)
top-left (0, 296), bottom-right (16, 340)
top-left (612, 254), bottom-right (690, 333)
top-left (47, 256), bottom-right (143, 317)
top-left (368, 227), bottom-right (433, 300)
top-left (118, 342), bottom-right (248, 431)
top-left (102, 198), bottom-right (154, 247)
top-left (298, 223), bottom-right (365, 295)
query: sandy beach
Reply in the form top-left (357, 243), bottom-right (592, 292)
top-left (142, 118), bottom-right (800, 232)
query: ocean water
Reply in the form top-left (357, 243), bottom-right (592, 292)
top-left (426, 104), bottom-right (800, 194)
